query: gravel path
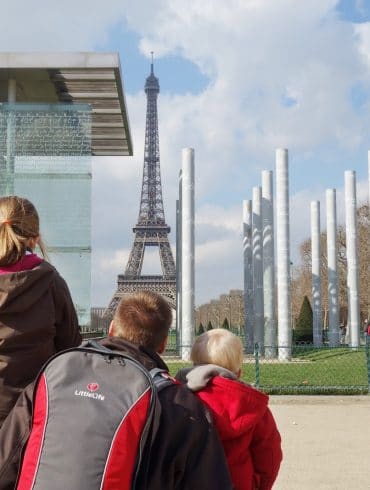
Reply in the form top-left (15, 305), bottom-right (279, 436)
top-left (269, 396), bottom-right (370, 489)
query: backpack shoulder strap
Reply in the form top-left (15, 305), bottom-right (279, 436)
top-left (135, 368), bottom-right (176, 488)
top-left (80, 339), bottom-right (113, 353)
top-left (149, 368), bottom-right (177, 392)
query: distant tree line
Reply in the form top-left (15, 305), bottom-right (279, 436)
top-left (291, 204), bottom-right (369, 332)
top-left (195, 289), bottom-right (244, 335)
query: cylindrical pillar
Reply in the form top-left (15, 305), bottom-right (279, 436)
top-left (252, 186), bottom-right (264, 351)
top-left (368, 151), bottom-right (370, 207)
top-left (243, 199), bottom-right (254, 351)
top-left (262, 170), bottom-right (276, 358)
top-left (344, 170), bottom-right (360, 347)
top-left (8, 79), bottom-right (16, 103)
top-left (176, 192), bottom-right (182, 347)
top-left (181, 148), bottom-right (195, 360)
top-left (368, 153), bottom-right (370, 323)
top-left (311, 201), bottom-right (322, 346)
top-left (276, 149), bottom-right (292, 360)
top-left (326, 189), bottom-right (340, 346)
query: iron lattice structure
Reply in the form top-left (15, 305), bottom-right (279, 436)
top-left (105, 62), bottom-right (176, 318)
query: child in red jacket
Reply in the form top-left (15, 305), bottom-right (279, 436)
top-left (176, 329), bottom-right (282, 490)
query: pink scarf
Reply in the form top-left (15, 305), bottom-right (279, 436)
top-left (0, 253), bottom-right (43, 274)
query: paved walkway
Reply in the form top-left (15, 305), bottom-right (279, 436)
top-left (269, 396), bottom-right (370, 489)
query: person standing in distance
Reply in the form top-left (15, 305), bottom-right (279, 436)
top-left (0, 195), bottom-right (81, 427)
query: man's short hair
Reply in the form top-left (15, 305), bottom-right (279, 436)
top-left (191, 328), bottom-right (243, 374)
top-left (113, 291), bottom-right (172, 351)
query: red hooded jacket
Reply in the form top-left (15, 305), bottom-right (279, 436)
top-left (177, 365), bottom-right (282, 490)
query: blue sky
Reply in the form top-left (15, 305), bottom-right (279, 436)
top-left (98, 24), bottom-right (209, 95)
top-left (337, 0), bottom-right (370, 23)
top-left (2, 0), bottom-right (370, 307)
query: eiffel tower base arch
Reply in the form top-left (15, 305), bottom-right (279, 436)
top-left (104, 274), bottom-right (176, 321)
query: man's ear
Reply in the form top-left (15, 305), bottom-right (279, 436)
top-left (157, 335), bottom-right (168, 354)
top-left (108, 321), bottom-right (115, 337)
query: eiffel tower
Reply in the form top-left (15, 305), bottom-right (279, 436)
top-left (105, 58), bottom-right (176, 318)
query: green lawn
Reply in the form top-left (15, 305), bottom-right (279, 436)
top-left (167, 347), bottom-right (370, 395)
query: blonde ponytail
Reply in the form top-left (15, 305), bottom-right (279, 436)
top-left (0, 196), bottom-right (44, 266)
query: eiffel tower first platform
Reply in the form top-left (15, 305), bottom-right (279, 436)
top-left (105, 59), bottom-right (176, 318)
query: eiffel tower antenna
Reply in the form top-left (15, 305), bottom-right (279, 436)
top-left (105, 60), bottom-right (176, 317)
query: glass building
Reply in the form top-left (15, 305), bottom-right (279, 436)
top-left (0, 103), bottom-right (92, 325)
top-left (0, 53), bottom-right (132, 329)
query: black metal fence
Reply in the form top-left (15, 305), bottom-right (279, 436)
top-left (164, 336), bottom-right (370, 395)
top-left (252, 342), bottom-right (370, 394)
top-left (84, 319), bottom-right (370, 394)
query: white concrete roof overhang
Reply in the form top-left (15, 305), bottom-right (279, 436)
top-left (0, 52), bottom-right (133, 156)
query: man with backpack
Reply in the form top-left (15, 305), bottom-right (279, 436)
top-left (0, 291), bottom-right (232, 489)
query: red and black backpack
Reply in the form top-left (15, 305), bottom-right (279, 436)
top-left (16, 341), bottom-right (174, 490)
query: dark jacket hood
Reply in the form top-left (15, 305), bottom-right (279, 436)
top-left (0, 261), bottom-right (56, 314)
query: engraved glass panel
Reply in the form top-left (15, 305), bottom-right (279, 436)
top-left (0, 104), bottom-right (92, 327)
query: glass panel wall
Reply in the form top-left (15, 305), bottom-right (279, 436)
top-left (0, 104), bottom-right (92, 328)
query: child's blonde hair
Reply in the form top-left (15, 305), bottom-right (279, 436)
top-left (191, 328), bottom-right (243, 374)
top-left (0, 196), bottom-right (46, 266)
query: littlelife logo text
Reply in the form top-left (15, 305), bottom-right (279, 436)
top-left (74, 390), bottom-right (105, 401)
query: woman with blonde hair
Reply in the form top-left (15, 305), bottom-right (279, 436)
top-left (0, 196), bottom-right (81, 426)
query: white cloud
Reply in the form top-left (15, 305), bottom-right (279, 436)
top-left (99, 249), bottom-right (129, 273)
top-left (196, 238), bottom-right (240, 266)
top-left (195, 236), bottom-right (244, 303)
top-left (0, 0), bottom-right (127, 51)
top-left (355, 22), bottom-right (370, 71)
top-left (196, 204), bottom-right (242, 233)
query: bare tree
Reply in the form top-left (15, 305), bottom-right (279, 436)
top-left (292, 204), bottom-right (369, 325)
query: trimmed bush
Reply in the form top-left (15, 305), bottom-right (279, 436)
top-left (294, 295), bottom-right (313, 343)
top-left (222, 318), bottom-right (230, 329)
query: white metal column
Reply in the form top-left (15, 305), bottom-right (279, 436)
top-left (311, 201), bottom-right (322, 346)
top-left (276, 149), bottom-right (291, 360)
top-left (252, 186), bottom-right (264, 350)
top-left (176, 189), bottom-right (182, 343)
top-left (243, 199), bottom-right (254, 351)
top-left (344, 170), bottom-right (360, 347)
top-left (262, 170), bottom-right (276, 358)
top-left (181, 148), bottom-right (195, 360)
top-left (326, 189), bottom-right (340, 346)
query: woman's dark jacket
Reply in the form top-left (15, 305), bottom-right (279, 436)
top-left (0, 260), bottom-right (81, 426)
